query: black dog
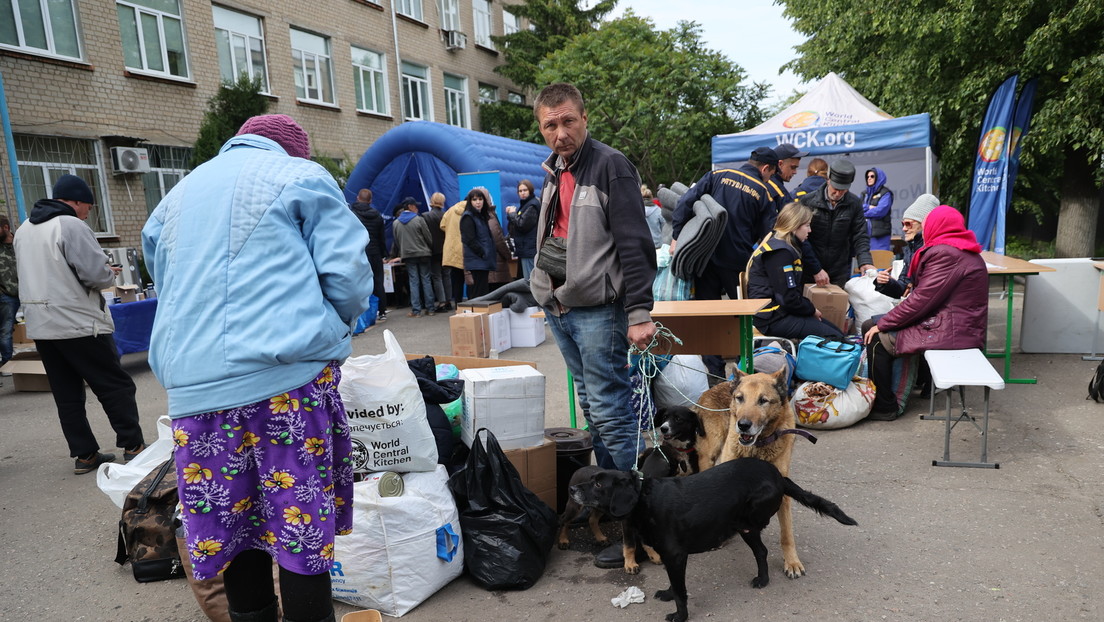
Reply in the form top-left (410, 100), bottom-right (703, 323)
top-left (639, 406), bottom-right (703, 477)
top-left (570, 458), bottom-right (857, 622)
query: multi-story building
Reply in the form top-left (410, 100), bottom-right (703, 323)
top-left (0, 0), bottom-right (529, 250)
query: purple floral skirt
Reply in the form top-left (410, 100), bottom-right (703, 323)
top-left (173, 362), bottom-right (354, 580)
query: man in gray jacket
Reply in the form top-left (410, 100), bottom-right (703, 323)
top-left (14, 174), bottom-right (145, 474)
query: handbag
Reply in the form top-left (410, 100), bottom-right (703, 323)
top-left (794, 336), bottom-right (863, 390)
top-left (535, 236), bottom-right (567, 282)
top-left (115, 459), bottom-right (187, 583)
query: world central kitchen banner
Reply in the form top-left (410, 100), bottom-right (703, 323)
top-left (967, 74), bottom-right (1018, 252)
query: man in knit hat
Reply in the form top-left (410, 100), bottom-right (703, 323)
top-left (874, 193), bottom-right (939, 299)
top-left (143, 114), bottom-right (371, 622)
top-left (798, 159), bottom-right (875, 286)
top-left (14, 174), bottom-right (147, 474)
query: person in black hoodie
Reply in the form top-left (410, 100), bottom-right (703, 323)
top-left (506, 179), bottom-right (540, 280)
top-left (349, 188), bottom-right (388, 320)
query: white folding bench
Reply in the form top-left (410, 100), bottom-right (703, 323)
top-left (921, 349), bottom-right (1005, 469)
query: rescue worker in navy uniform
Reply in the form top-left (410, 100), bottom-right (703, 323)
top-left (766, 143), bottom-right (827, 285)
top-left (671, 146), bottom-right (778, 377)
top-left (798, 159), bottom-right (875, 287)
top-left (747, 202), bottom-right (844, 340)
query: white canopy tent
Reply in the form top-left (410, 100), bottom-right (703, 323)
top-left (712, 72), bottom-right (939, 236)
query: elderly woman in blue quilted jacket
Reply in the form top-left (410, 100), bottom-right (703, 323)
top-left (863, 205), bottom-right (988, 417)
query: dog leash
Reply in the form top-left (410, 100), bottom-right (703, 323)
top-left (754, 428), bottom-right (817, 447)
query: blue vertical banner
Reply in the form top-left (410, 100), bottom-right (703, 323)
top-left (458, 170), bottom-right (503, 227)
top-left (967, 74), bottom-right (1018, 251)
top-left (993, 77), bottom-right (1038, 254)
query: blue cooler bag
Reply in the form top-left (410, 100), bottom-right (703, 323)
top-left (794, 336), bottom-right (862, 390)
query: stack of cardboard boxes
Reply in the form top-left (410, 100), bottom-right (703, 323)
top-left (449, 301), bottom-right (545, 358)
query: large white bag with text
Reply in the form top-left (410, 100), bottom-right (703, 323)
top-left (331, 466), bottom-right (463, 616)
top-left (339, 330), bottom-right (438, 473)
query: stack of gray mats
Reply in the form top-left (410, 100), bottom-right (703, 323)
top-left (661, 183), bottom-right (727, 281)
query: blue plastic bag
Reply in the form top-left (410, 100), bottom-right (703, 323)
top-left (353, 295), bottom-right (379, 335)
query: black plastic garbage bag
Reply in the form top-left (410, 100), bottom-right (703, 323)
top-left (447, 429), bottom-right (557, 590)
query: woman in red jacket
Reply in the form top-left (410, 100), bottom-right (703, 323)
top-left (863, 205), bottom-right (988, 417)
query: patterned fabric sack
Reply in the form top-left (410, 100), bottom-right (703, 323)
top-left (792, 377), bottom-right (876, 429)
top-left (115, 459), bottom-right (186, 583)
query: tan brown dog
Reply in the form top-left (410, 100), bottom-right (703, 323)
top-left (693, 365), bottom-right (817, 579)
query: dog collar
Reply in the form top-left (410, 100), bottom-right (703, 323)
top-left (754, 428), bottom-right (817, 447)
top-left (674, 446), bottom-right (696, 454)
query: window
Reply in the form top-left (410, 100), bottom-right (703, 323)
top-left (396, 0), bottom-right (422, 21)
top-left (507, 91), bottom-right (524, 105)
top-left (290, 28), bottom-right (335, 105)
top-left (437, 0), bottom-right (459, 31)
top-left (472, 0), bottom-right (492, 48)
top-left (117, 0), bottom-right (189, 79)
top-left (352, 46), bottom-right (389, 115)
top-left (141, 145), bottom-right (191, 215)
top-left (401, 61), bottom-right (431, 121)
top-left (444, 73), bottom-right (469, 128)
top-left (212, 6), bottom-right (268, 91)
top-left (478, 83), bottom-right (497, 105)
top-left (14, 134), bottom-right (111, 235)
top-left (503, 9), bottom-right (520, 35)
top-left (1, 0), bottom-right (82, 59)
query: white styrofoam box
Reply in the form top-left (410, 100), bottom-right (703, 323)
top-left (460, 365), bottom-right (545, 449)
top-left (1020, 257), bottom-right (1102, 353)
top-left (507, 306), bottom-right (546, 347)
top-left (487, 311), bottom-right (511, 354)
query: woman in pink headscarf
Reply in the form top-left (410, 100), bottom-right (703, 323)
top-left (863, 205), bottom-right (988, 417)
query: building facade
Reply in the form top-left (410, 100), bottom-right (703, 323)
top-left (0, 0), bottom-right (529, 250)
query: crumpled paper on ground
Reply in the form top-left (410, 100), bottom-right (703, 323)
top-left (611, 586), bottom-right (646, 608)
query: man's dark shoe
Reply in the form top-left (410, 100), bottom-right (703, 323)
top-left (123, 444), bottom-right (146, 463)
top-left (866, 403), bottom-right (900, 421)
top-left (74, 452), bottom-right (115, 474)
top-left (594, 542), bottom-right (625, 569)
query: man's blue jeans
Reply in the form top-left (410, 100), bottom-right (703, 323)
top-left (0, 293), bottom-right (18, 365)
top-left (405, 257), bottom-right (436, 314)
top-left (546, 302), bottom-right (639, 471)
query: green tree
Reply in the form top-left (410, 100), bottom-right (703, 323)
top-left (191, 75), bottom-right (269, 167)
top-left (535, 14), bottom-right (768, 188)
top-left (490, 0), bottom-right (618, 91)
top-left (780, 0), bottom-right (1104, 256)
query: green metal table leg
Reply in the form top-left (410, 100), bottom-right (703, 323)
top-left (984, 273), bottom-right (1037, 384)
top-left (567, 368), bottom-right (578, 428)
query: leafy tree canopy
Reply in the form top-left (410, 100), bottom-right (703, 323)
top-left (535, 13), bottom-right (769, 188)
top-left (780, 0), bottom-right (1104, 255)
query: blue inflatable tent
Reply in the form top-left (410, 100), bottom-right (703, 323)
top-left (344, 121), bottom-right (550, 226)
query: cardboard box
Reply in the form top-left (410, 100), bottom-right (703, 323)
top-left (486, 311), bottom-right (511, 354)
top-left (12, 322), bottom-right (31, 345)
top-left (103, 284), bottom-right (140, 303)
top-left (0, 350), bottom-right (51, 392)
top-left (449, 312), bottom-right (488, 358)
top-left (804, 283), bottom-right (851, 332)
top-left (504, 438), bottom-right (557, 510)
top-left (460, 365), bottom-right (546, 450)
top-left (456, 301), bottom-right (503, 315)
top-left (507, 307), bottom-right (546, 348)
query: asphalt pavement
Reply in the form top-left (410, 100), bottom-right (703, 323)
top-left (1, 286), bottom-right (1102, 622)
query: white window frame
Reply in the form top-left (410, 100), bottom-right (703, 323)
top-left (14, 134), bottom-right (112, 236)
top-left (437, 0), bottom-right (459, 31)
top-left (444, 73), bottom-right (470, 129)
top-left (351, 46), bottom-right (389, 116)
top-left (141, 144), bottom-right (191, 215)
top-left (503, 8), bottom-right (521, 35)
top-left (478, 82), bottom-right (498, 105)
top-left (116, 0), bottom-right (190, 79)
top-left (1, 0), bottom-right (83, 60)
top-left (396, 0), bottom-right (423, 22)
top-left (472, 0), bottom-right (492, 48)
top-left (290, 27), bottom-right (336, 106)
top-left (401, 61), bottom-right (432, 121)
top-left (212, 5), bottom-right (269, 92)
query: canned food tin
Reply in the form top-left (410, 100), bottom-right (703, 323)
top-left (377, 471), bottom-right (404, 497)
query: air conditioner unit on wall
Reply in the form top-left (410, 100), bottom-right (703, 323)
top-left (110, 146), bottom-right (151, 174)
top-left (445, 30), bottom-right (467, 50)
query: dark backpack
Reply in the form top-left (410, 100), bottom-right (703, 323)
top-left (1088, 361), bottom-right (1104, 403)
top-left (115, 459), bottom-right (186, 582)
